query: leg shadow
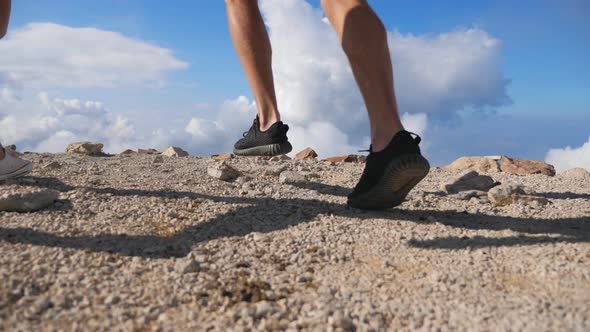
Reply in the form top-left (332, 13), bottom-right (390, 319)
top-left (0, 184), bottom-right (588, 256)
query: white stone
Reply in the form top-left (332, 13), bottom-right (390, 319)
top-left (441, 170), bottom-right (496, 194)
top-left (487, 183), bottom-right (548, 206)
top-left (0, 189), bottom-right (58, 212)
top-left (174, 257), bottom-right (200, 274)
top-left (207, 161), bottom-right (241, 182)
top-left (161, 146), bottom-right (189, 157)
top-left (65, 142), bottom-right (104, 156)
top-left (279, 171), bottom-right (307, 184)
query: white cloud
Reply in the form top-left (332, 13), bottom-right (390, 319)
top-left (182, 96), bottom-right (257, 155)
top-left (0, 22), bottom-right (187, 153)
top-left (0, 87), bottom-right (18, 103)
top-left (0, 2), bottom-right (511, 158)
top-left (401, 112), bottom-right (428, 137)
top-left (390, 29), bottom-right (511, 117)
top-left (255, 0), bottom-right (508, 156)
top-left (289, 122), bottom-right (357, 156)
top-left (0, 92), bottom-right (135, 153)
top-left (545, 137), bottom-right (590, 172)
top-left (0, 23), bottom-right (187, 88)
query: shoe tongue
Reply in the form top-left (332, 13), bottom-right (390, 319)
top-left (395, 130), bottom-right (421, 144)
top-left (394, 130), bottom-right (410, 140)
top-left (370, 131), bottom-right (409, 156)
top-left (253, 117), bottom-right (262, 130)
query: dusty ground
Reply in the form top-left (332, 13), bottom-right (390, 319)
top-left (1, 152), bottom-right (589, 331)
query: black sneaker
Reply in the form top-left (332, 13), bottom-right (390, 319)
top-left (233, 117), bottom-right (293, 156)
top-left (347, 130), bottom-right (430, 210)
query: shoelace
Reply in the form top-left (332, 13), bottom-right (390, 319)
top-left (242, 119), bottom-right (258, 137)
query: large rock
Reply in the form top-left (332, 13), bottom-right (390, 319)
top-left (440, 170), bottom-right (496, 194)
top-left (444, 156), bottom-right (500, 173)
top-left (162, 146), bottom-right (189, 157)
top-left (65, 142), bottom-right (104, 156)
top-left (0, 188), bottom-right (59, 212)
top-left (500, 156), bottom-right (555, 176)
top-left (207, 161), bottom-right (241, 182)
top-left (487, 183), bottom-right (549, 206)
top-left (557, 167), bottom-right (590, 179)
top-left (293, 148), bottom-right (317, 160)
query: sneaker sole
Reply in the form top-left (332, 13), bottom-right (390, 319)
top-left (0, 162), bottom-right (33, 181)
top-left (233, 141), bottom-right (293, 157)
top-left (347, 154), bottom-right (430, 210)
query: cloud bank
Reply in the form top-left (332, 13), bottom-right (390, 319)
top-left (181, 0), bottom-right (510, 156)
top-left (545, 137), bottom-right (590, 172)
top-left (0, 23), bottom-right (185, 152)
top-left (0, 91), bottom-right (135, 153)
top-left (0, 23), bottom-right (187, 88)
top-left (1, 1), bottom-right (511, 159)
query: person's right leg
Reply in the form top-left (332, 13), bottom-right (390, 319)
top-left (321, 0), bottom-right (429, 209)
top-left (225, 0), bottom-right (292, 156)
top-left (321, 0), bottom-right (402, 152)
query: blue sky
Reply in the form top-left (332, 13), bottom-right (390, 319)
top-left (2, 0), bottom-right (589, 168)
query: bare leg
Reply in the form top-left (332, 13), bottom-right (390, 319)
top-left (225, 0), bottom-right (280, 131)
top-left (321, 0), bottom-right (403, 152)
top-left (0, 0), bottom-right (10, 39)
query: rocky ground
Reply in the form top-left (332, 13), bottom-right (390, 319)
top-left (1, 151), bottom-right (589, 331)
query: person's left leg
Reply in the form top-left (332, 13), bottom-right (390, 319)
top-left (226, 0), bottom-right (279, 130)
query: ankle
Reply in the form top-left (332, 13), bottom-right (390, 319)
top-left (258, 114), bottom-right (280, 131)
top-left (371, 127), bottom-right (404, 152)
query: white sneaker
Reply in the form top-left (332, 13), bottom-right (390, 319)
top-left (0, 148), bottom-right (33, 180)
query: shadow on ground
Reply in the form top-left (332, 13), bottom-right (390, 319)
top-left (0, 177), bottom-right (588, 258)
top-left (536, 192), bottom-right (590, 200)
top-left (290, 181), bottom-right (350, 197)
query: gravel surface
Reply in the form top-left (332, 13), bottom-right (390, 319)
top-left (1, 152), bottom-right (589, 331)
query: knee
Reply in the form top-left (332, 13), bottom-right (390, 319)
top-left (320, 0), bottom-right (368, 16)
top-left (225, 0), bottom-right (258, 8)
